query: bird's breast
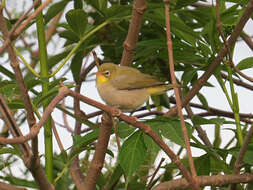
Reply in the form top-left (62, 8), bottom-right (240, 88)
top-left (97, 83), bottom-right (150, 111)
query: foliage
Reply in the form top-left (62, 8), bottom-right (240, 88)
top-left (0, 0), bottom-right (253, 190)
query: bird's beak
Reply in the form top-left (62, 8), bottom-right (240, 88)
top-left (94, 71), bottom-right (103, 77)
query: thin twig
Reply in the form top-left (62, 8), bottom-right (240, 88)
top-left (146, 158), bottom-right (165, 190)
top-left (221, 72), bottom-right (253, 91)
top-left (240, 32), bottom-right (253, 51)
top-left (194, 112), bottom-right (252, 124)
top-left (52, 120), bottom-right (64, 152)
top-left (185, 104), bottom-right (212, 147)
top-left (169, 97), bottom-right (253, 119)
top-left (164, 1), bottom-right (199, 189)
top-left (61, 99), bottom-right (74, 133)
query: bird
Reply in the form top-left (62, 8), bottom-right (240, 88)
top-left (95, 63), bottom-right (182, 112)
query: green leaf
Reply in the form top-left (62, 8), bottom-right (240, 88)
top-left (85, 0), bottom-right (107, 16)
top-left (1, 176), bottom-right (37, 188)
top-left (159, 94), bottom-right (171, 109)
top-left (119, 131), bottom-right (147, 177)
top-left (232, 149), bottom-right (253, 165)
top-left (210, 155), bottom-right (230, 174)
top-left (71, 51), bottom-right (84, 83)
top-left (197, 92), bottom-right (209, 110)
top-left (74, 0), bottom-right (83, 9)
top-left (105, 5), bottom-right (132, 20)
top-left (192, 116), bottom-right (226, 126)
top-left (7, 99), bottom-right (24, 109)
top-left (194, 154), bottom-right (210, 175)
top-left (70, 146), bottom-right (114, 161)
top-left (244, 150), bottom-right (253, 165)
top-left (143, 132), bottom-right (160, 154)
top-left (0, 81), bottom-right (18, 98)
top-left (59, 29), bottom-right (80, 43)
top-left (0, 65), bottom-right (15, 79)
top-left (105, 164), bottom-right (124, 189)
top-left (236, 57), bottom-right (253, 70)
top-left (48, 50), bottom-right (70, 70)
top-left (44, 0), bottom-right (69, 23)
top-left (66, 9), bottom-right (88, 37)
top-left (175, 0), bottom-right (199, 9)
top-left (221, 4), bottom-right (240, 26)
top-left (34, 86), bottom-right (59, 106)
top-left (0, 148), bottom-right (21, 156)
top-left (72, 128), bottom-right (100, 148)
top-left (182, 68), bottom-right (198, 85)
top-left (117, 122), bottom-right (136, 139)
top-left (145, 116), bottom-right (193, 147)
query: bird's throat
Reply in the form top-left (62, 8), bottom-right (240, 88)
top-left (96, 74), bottom-right (109, 84)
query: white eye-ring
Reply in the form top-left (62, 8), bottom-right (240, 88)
top-left (104, 70), bottom-right (110, 77)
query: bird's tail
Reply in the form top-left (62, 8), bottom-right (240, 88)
top-left (147, 83), bottom-right (185, 95)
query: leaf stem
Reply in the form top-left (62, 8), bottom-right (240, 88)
top-left (227, 64), bottom-right (243, 146)
top-left (34, 0), bottom-right (53, 182)
top-left (14, 47), bottom-right (40, 78)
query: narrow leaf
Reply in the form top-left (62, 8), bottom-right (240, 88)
top-left (192, 116), bottom-right (226, 126)
top-left (236, 57), bottom-right (253, 70)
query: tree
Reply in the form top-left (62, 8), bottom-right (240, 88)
top-left (0, 0), bottom-right (253, 189)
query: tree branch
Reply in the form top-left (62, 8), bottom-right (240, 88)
top-left (120, 0), bottom-right (146, 66)
top-left (0, 182), bottom-right (27, 190)
top-left (240, 32), bottom-right (253, 51)
top-left (153, 173), bottom-right (253, 190)
top-left (82, 113), bottom-right (112, 190)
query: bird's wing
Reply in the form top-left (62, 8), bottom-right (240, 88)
top-left (110, 69), bottom-right (163, 90)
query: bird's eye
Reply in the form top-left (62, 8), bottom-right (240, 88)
top-left (104, 70), bottom-right (110, 77)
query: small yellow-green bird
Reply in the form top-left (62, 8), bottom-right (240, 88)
top-left (95, 63), bottom-right (182, 111)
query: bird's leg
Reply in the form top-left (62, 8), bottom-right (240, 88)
top-left (110, 106), bottom-right (121, 117)
top-left (110, 115), bottom-right (121, 152)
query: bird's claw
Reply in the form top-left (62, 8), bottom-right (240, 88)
top-left (111, 108), bottom-right (121, 117)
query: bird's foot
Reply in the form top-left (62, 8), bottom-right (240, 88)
top-left (111, 107), bottom-right (121, 117)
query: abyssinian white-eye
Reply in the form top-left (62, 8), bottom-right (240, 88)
top-left (95, 63), bottom-right (182, 111)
